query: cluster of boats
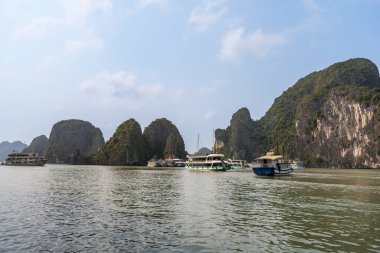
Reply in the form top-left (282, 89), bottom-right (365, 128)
top-left (148, 151), bottom-right (303, 176)
top-left (147, 158), bottom-right (185, 167)
top-left (1, 151), bottom-right (303, 177)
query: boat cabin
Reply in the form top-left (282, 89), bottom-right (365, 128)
top-left (255, 151), bottom-right (284, 168)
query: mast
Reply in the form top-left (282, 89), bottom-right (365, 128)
top-left (213, 129), bottom-right (216, 154)
top-left (197, 133), bottom-right (199, 153)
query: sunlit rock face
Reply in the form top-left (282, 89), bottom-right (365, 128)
top-left (308, 95), bottom-right (379, 168)
top-left (216, 58), bottom-right (380, 168)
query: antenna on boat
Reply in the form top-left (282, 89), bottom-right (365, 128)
top-left (197, 133), bottom-right (199, 153)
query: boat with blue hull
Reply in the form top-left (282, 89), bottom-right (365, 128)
top-left (252, 151), bottom-right (293, 176)
top-left (253, 166), bottom-right (276, 176)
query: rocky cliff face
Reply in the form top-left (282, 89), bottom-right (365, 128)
top-left (216, 58), bottom-right (380, 168)
top-left (92, 119), bottom-right (148, 165)
top-left (23, 135), bottom-right (48, 155)
top-left (215, 108), bottom-right (265, 161)
top-left (44, 119), bottom-right (105, 164)
top-left (303, 94), bottom-right (380, 168)
top-left (143, 118), bottom-right (186, 159)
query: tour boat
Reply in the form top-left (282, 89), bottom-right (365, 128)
top-left (252, 151), bottom-right (293, 176)
top-left (185, 154), bottom-right (230, 171)
top-left (3, 152), bottom-right (47, 166)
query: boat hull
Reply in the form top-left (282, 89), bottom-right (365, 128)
top-left (253, 166), bottom-right (293, 176)
top-left (3, 162), bottom-right (47, 166)
top-left (274, 167), bottom-right (293, 175)
top-left (253, 167), bottom-right (275, 176)
top-left (186, 165), bottom-right (227, 171)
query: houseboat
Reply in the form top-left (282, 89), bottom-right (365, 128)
top-left (185, 154), bottom-right (230, 171)
top-left (3, 152), bottom-right (47, 166)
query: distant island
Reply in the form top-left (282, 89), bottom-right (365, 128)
top-left (0, 141), bottom-right (27, 161)
top-left (3, 58), bottom-right (379, 168)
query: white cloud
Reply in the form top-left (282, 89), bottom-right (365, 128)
top-left (138, 0), bottom-right (169, 9)
top-left (11, 16), bottom-right (60, 39)
top-left (188, 0), bottom-right (227, 32)
top-left (198, 86), bottom-right (216, 96)
top-left (66, 38), bottom-right (104, 53)
top-left (203, 110), bottom-right (215, 121)
top-left (173, 88), bottom-right (184, 98)
top-left (219, 27), bottom-right (286, 62)
top-left (59, 0), bottom-right (113, 25)
top-left (80, 70), bottom-right (163, 108)
top-left (294, 0), bottom-right (326, 33)
top-left (80, 70), bottom-right (136, 95)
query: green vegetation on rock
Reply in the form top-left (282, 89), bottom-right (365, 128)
top-left (91, 119), bottom-right (148, 165)
top-left (143, 118), bottom-right (186, 159)
top-left (216, 58), bottom-right (380, 168)
top-left (23, 135), bottom-right (48, 155)
top-left (216, 108), bottom-right (265, 161)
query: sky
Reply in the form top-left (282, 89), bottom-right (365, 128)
top-left (0, 0), bottom-right (379, 153)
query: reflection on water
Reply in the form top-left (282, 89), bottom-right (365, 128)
top-left (0, 166), bottom-right (379, 252)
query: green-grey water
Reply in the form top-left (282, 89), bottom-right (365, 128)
top-left (0, 165), bottom-right (379, 252)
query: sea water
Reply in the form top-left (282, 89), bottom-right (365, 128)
top-left (0, 165), bottom-right (379, 252)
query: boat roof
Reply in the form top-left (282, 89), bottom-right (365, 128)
top-left (256, 155), bottom-right (283, 160)
top-left (207, 154), bottom-right (224, 158)
top-left (187, 153), bottom-right (224, 158)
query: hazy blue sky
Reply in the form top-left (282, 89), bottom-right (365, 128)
top-left (1, 0), bottom-right (379, 153)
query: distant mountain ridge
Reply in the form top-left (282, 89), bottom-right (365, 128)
top-left (0, 141), bottom-right (27, 161)
top-left (216, 58), bottom-right (380, 168)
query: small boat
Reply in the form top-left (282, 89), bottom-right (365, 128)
top-left (147, 158), bottom-right (167, 167)
top-left (290, 160), bottom-right (304, 169)
top-left (169, 158), bottom-right (185, 167)
top-left (252, 151), bottom-right (293, 176)
top-left (147, 159), bottom-right (159, 167)
top-left (186, 154), bottom-right (230, 171)
top-left (3, 152), bottom-right (47, 166)
top-left (226, 159), bottom-right (248, 168)
top-left (226, 159), bottom-right (251, 171)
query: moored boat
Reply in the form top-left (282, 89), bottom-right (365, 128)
top-left (252, 151), bottom-right (293, 176)
top-left (290, 160), bottom-right (304, 169)
top-left (169, 158), bottom-right (185, 167)
top-left (226, 159), bottom-right (251, 171)
top-left (186, 154), bottom-right (229, 171)
top-left (147, 158), bottom-right (167, 167)
top-left (3, 152), bottom-right (47, 166)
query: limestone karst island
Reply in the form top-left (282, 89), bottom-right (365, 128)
top-left (1, 1), bottom-right (380, 251)
top-left (2, 58), bottom-right (378, 169)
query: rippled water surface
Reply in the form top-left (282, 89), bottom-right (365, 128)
top-left (0, 165), bottom-right (379, 252)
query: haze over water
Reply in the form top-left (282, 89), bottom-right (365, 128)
top-left (0, 166), bottom-right (379, 252)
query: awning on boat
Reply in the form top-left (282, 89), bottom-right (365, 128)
top-left (256, 155), bottom-right (283, 160)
